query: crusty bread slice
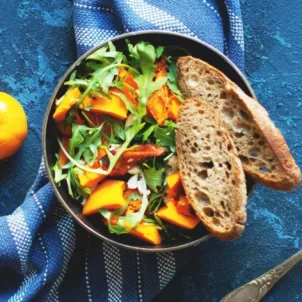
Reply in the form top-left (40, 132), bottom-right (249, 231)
top-left (176, 98), bottom-right (247, 240)
top-left (177, 56), bottom-right (301, 191)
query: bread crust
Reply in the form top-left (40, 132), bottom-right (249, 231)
top-left (177, 56), bottom-right (301, 191)
top-left (176, 98), bottom-right (247, 240)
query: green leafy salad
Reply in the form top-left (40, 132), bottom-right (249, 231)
top-left (52, 40), bottom-right (200, 244)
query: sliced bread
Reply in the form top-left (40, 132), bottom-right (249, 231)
top-left (177, 56), bottom-right (301, 191)
top-left (176, 98), bottom-right (247, 240)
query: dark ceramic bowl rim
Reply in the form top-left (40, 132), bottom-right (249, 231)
top-left (42, 30), bottom-right (256, 253)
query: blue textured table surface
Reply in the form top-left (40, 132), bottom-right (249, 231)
top-left (0, 1), bottom-right (301, 301)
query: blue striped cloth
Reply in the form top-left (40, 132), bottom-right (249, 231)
top-left (0, 1), bottom-right (244, 301)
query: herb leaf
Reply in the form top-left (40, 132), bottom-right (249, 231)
top-left (154, 125), bottom-right (176, 152)
top-left (142, 124), bottom-right (156, 142)
top-left (167, 60), bottom-right (184, 100)
top-left (105, 122), bottom-right (145, 173)
top-left (127, 40), bottom-right (167, 117)
top-left (70, 168), bottom-right (91, 198)
top-left (156, 46), bottom-right (164, 59)
top-left (143, 166), bottom-right (165, 192)
top-left (57, 138), bottom-right (108, 175)
top-left (53, 158), bottom-right (67, 184)
top-left (102, 116), bottom-right (125, 141)
top-left (70, 124), bottom-right (104, 166)
top-left (148, 186), bottom-right (165, 214)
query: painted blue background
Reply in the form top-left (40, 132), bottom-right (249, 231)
top-left (0, 0), bottom-right (301, 301)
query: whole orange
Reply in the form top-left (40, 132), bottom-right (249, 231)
top-left (0, 92), bottom-right (28, 160)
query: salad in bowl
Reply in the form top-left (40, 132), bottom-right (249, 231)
top-left (52, 39), bottom-right (200, 245)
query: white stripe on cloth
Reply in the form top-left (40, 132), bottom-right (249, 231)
top-left (103, 242), bottom-right (123, 302)
top-left (74, 2), bottom-right (116, 14)
top-left (8, 267), bottom-right (37, 302)
top-left (7, 208), bottom-right (32, 274)
top-left (46, 207), bottom-right (76, 302)
top-left (31, 191), bottom-right (46, 220)
top-left (38, 233), bottom-right (49, 286)
top-left (39, 158), bottom-right (48, 178)
top-left (85, 236), bottom-right (92, 302)
top-left (156, 252), bottom-right (176, 290)
top-left (136, 253), bottom-right (143, 302)
top-left (74, 26), bottom-right (122, 47)
top-left (223, 2), bottom-right (244, 50)
top-left (228, 12), bottom-right (244, 49)
top-left (202, 0), bottom-right (222, 20)
top-left (125, 0), bottom-right (197, 38)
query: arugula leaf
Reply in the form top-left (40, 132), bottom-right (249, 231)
top-left (100, 200), bottom-right (131, 235)
top-left (105, 122), bottom-right (145, 173)
top-left (154, 214), bottom-right (170, 238)
top-left (72, 43), bottom-right (125, 105)
top-left (52, 158), bottom-right (67, 184)
top-left (57, 138), bottom-right (108, 175)
top-left (167, 60), bottom-right (184, 100)
top-left (126, 40), bottom-right (167, 117)
top-left (143, 166), bottom-right (165, 192)
top-left (64, 79), bottom-right (90, 88)
top-left (63, 106), bottom-right (78, 127)
top-left (69, 124), bottom-right (103, 166)
top-left (156, 46), bottom-right (164, 59)
top-left (164, 120), bottom-right (178, 128)
top-left (64, 168), bottom-right (90, 200)
top-left (148, 186), bottom-right (165, 214)
top-left (136, 75), bottom-right (167, 117)
top-left (154, 125), bottom-right (176, 152)
top-left (126, 39), bottom-right (140, 60)
top-left (142, 217), bottom-right (158, 225)
top-left (102, 116), bottom-right (125, 141)
top-left (101, 67), bottom-right (119, 95)
top-left (142, 124), bottom-right (156, 142)
top-left (70, 168), bottom-right (91, 199)
top-left (68, 125), bottom-right (85, 156)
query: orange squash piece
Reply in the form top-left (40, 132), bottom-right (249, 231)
top-left (130, 223), bottom-right (162, 245)
top-left (176, 196), bottom-right (195, 217)
top-left (58, 137), bottom-right (69, 168)
top-left (104, 218), bottom-right (162, 245)
top-left (78, 148), bottom-right (108, 188)
top-left (119, 67), bottom-right (138, 108)
top-left (146, 58), bottom-right (170, 125)
top-left (157, 201), bottom-right (200, 230)
top-left (80, 88), bottom-right (128, 120)
top-left (82, 180), bottom-right (126, 215)
top-left (123, 189), bottom-right (142, 215)
top-left (167, 93), bottom-right (181, 121)
top-left (166, 171), bottom-right (183, 199)
top-left (53, 88), bottom-right (81, 123)
top-left (147, 85), bottom-right (169, 126)
top-left (57, 112), bottom-right (85, 137)
top-left (78, 165), bottom-right (107, 188)
top-left (97, 148), bottom-right (107, 160)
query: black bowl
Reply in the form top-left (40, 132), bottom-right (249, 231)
top-left (43, 30), bottom-right (256, 252)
